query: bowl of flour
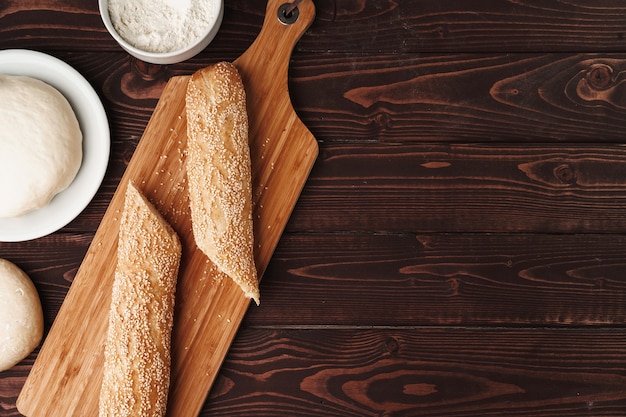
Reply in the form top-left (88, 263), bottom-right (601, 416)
top-left (99, 0), bottom-right (223, 64)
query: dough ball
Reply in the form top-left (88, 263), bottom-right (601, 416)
top-left (0, 258), bottom-right (44, 371)
top-left (0, 74), bottom-right (83, 218)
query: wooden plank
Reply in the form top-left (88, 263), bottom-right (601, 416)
top-left (16, 1), bottom-right (318, 415)
top-left (5, 327), bottom-right (626, 417)
top-left (290, 53), bottom-right (626, 142)
top-left (2, 231), bottom-right (626, 329)
top-left (4, 1), bottom-right (626, 53)
top-left (247, 232), bottom-right (626, 326)
top-left (206, 328), bottom-right (626, 416)
top-left (303, 0), bottom-right (626, 53)
top-left (290, 143), bottom-right (626, 233)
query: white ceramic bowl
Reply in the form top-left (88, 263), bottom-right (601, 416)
top-left (0, 49), bottom-right (110, 242)
top-left (98, 0), bottom-right (224, 64)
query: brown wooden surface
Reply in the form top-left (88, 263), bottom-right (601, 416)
top-left (1, 1), bottom-right (626, 416)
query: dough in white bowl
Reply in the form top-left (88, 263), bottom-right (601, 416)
top-left (0, 74), bottom-right (82, 218)
top-left (0, 258), bottom-right (44, 371)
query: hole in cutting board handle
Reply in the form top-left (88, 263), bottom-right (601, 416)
top-left (278, 2), bottom-right (300, 25)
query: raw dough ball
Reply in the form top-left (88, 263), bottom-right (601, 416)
top-left (0, 74), bottom-right (83, 218)
top-left (0, 258), bottom-right (44, 371)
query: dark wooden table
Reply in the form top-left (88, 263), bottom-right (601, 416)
top-left (2, 1), bottom-right (626, 416)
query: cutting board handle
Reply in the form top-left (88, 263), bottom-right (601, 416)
top-left (232, 0), bottom-right (318, 276)
top-left (234, 0), bottom-right (315, 90)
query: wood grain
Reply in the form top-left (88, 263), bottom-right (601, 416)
top-left (4, 1), bottom-right (626, 53)
top-left (247, 232), bottom-right (626, 326)
top-left (291, 143), bottom-right (626, 233)
top-left (305, 0), bottom-right (626, 53)
top-left (291, 53), bottom-right (626, 142)
top-left (202, 327), bottom-right (626, 417)
top-left (4, 328), bottom-right (625, 417)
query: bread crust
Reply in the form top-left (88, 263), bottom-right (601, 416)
top-left (185, 62), bottom-right (260, 304)
top-left (99, 182), bottom-right (182, 417)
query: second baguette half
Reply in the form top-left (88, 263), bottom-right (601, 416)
top-left (185, 62), bottom-right (260, 304)
top-left (99, 182), bottom-right (182, 417)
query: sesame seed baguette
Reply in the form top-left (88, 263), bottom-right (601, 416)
top-left (185, 62), bottom-right (260, 305)
top-left (99, 182), bottom-right (182, 417)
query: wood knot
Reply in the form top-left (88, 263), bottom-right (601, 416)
top-left (373, 112), bottom-right (391, 130)
top-left (386, 337), bottom-right (400, 354)
top-left (120, 57), bottom-right (169, 99)
top-left (434, 25), bottom-right (449, 39)
top-left (448, 277), bottom-right (460, 295)
top-left (585, 64), bottom-right (613, 90)
top-left (594, 278), bottom-right (606, 290)
top-left (132, 58), bottom-right (168, 81)
top-left (553, 163), bottom-right (577, 185)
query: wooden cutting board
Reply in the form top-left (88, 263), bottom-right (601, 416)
top-left (17, 1), bottom-right (317, 416)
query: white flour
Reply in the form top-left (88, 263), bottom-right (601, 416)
top-left (108, 0), bottom-right (219, 53)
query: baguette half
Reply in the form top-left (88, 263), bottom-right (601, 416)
top-left (99, 182), bottom-right (182, 417)
top-left (185, 62), bottom-right (260, 304)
